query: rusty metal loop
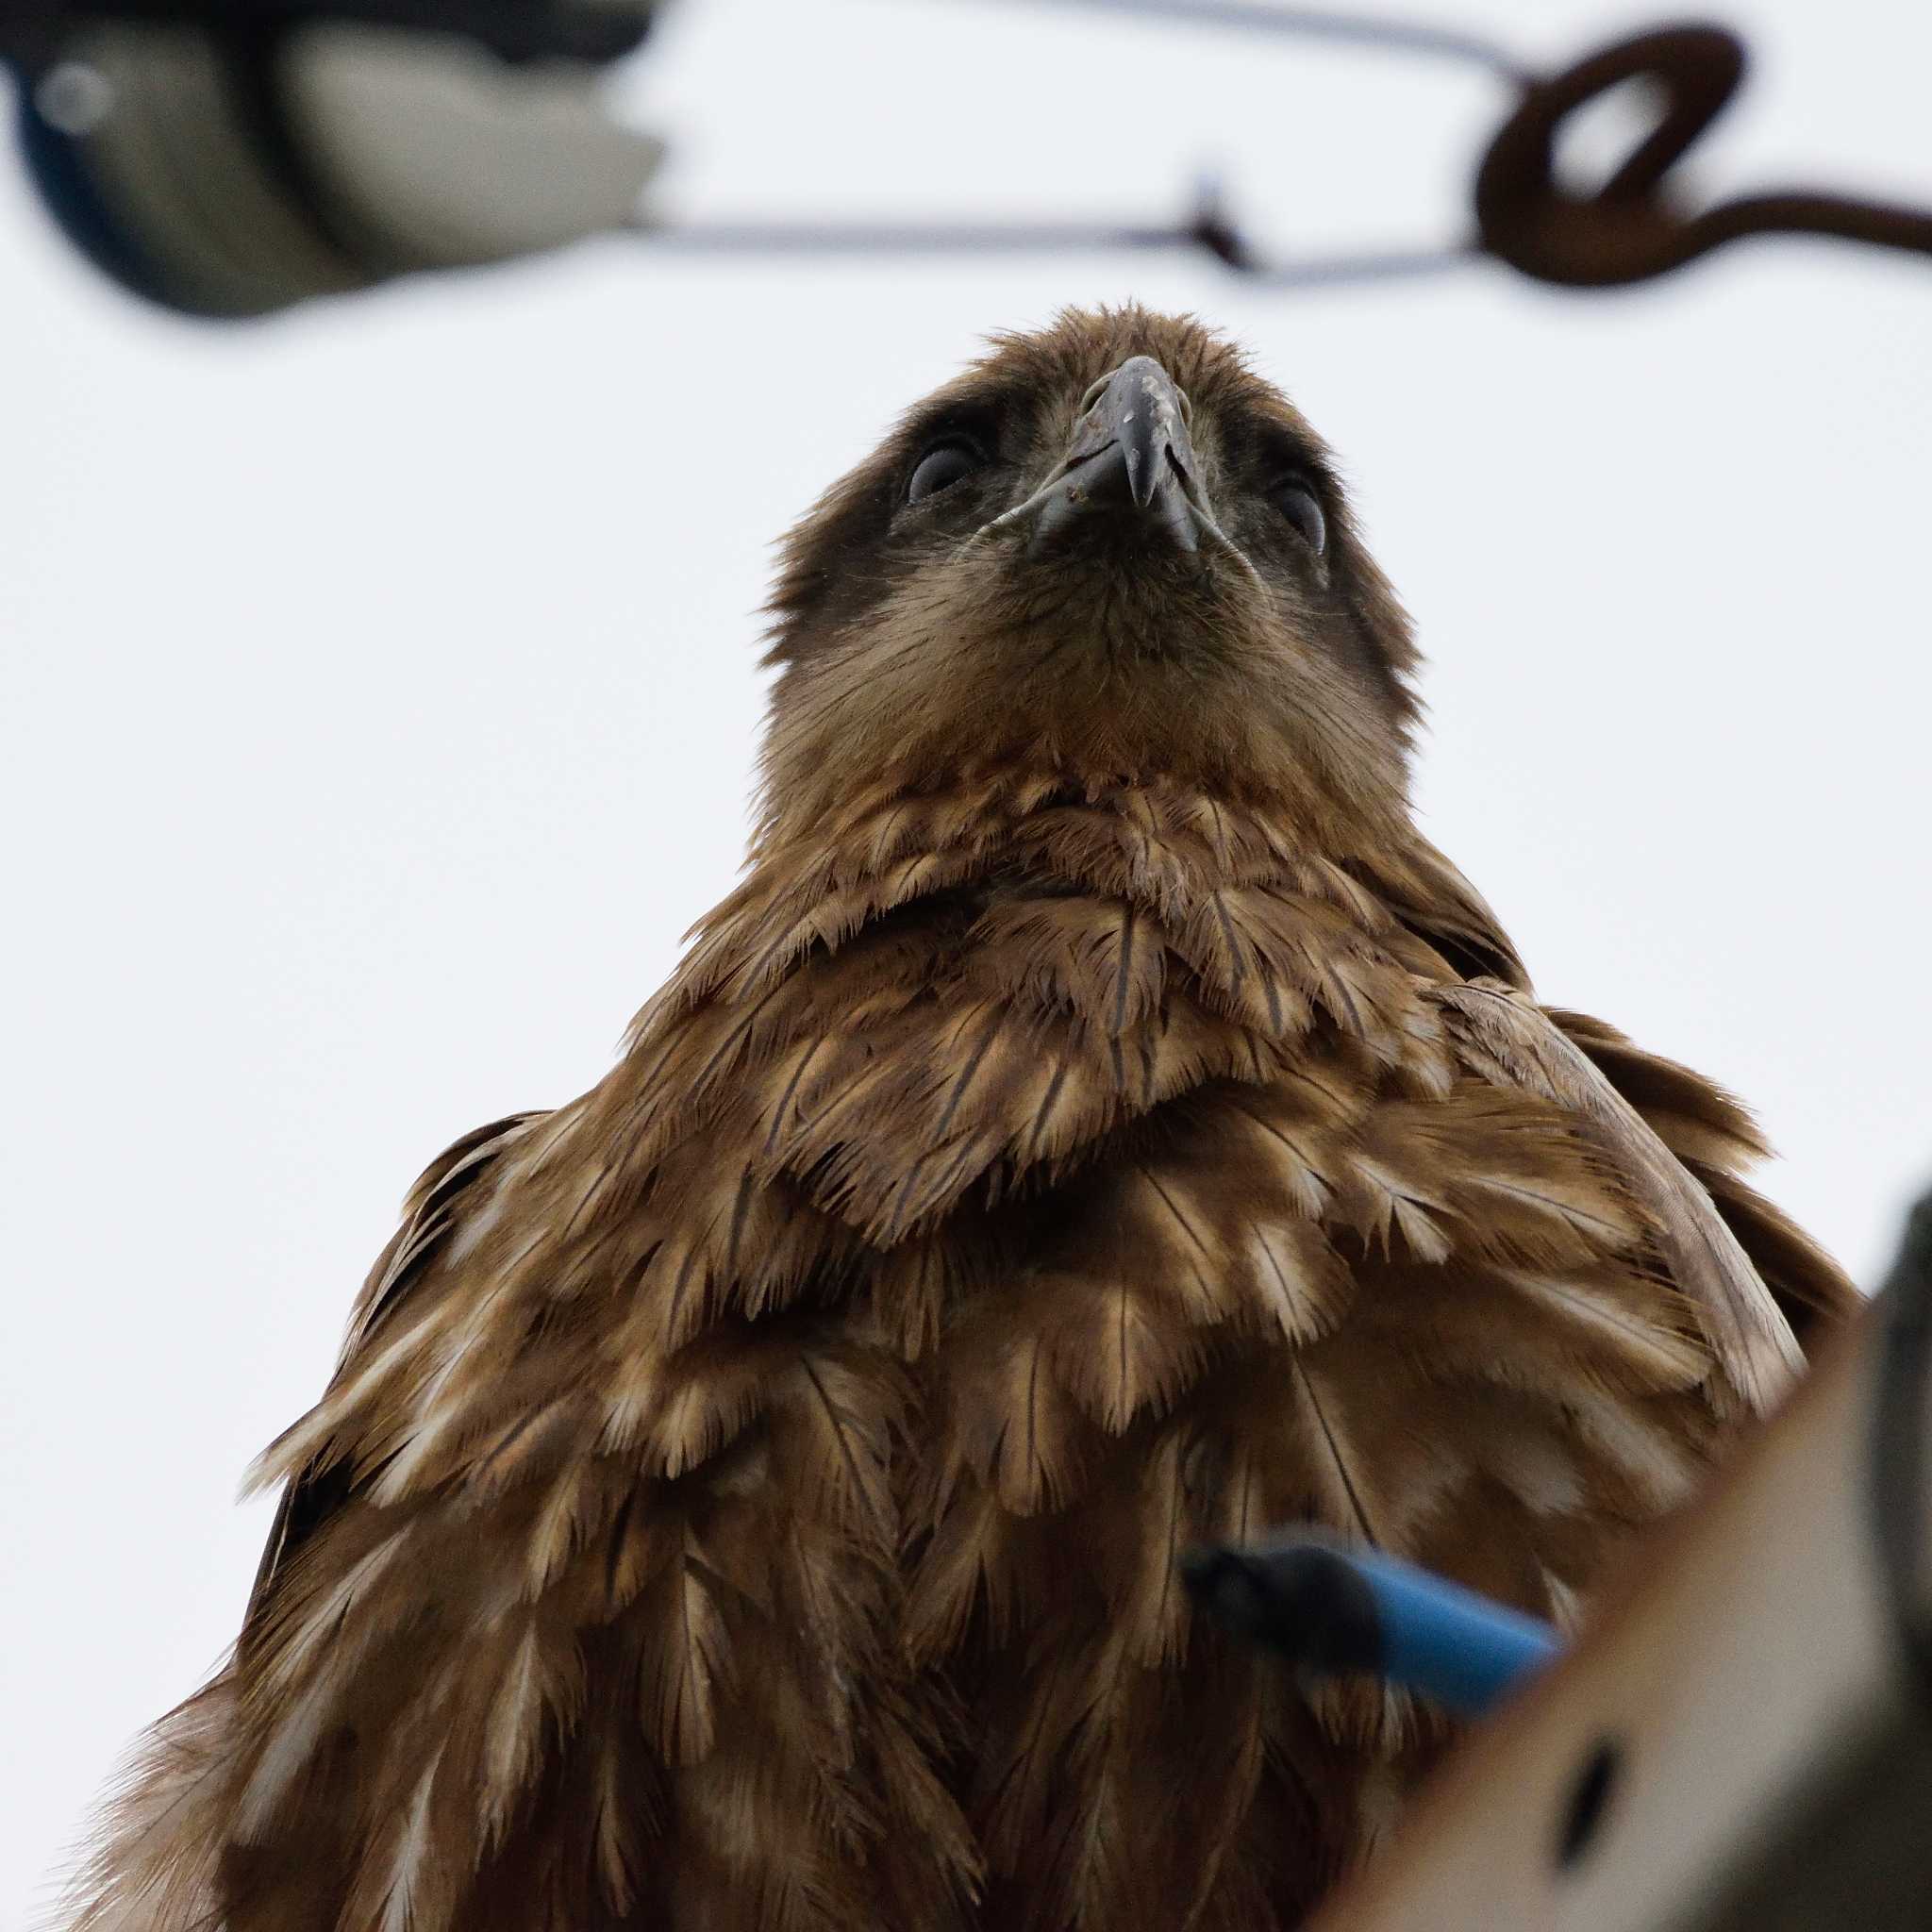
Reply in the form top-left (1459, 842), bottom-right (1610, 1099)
top-left (1476, 23), bottom-right (1932, 287)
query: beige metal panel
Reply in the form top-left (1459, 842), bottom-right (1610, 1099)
top-left (1316, 1211), bottom-right (1932, 1931)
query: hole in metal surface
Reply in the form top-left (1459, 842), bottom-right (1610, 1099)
top-left (1556, 1736), bottom-right (1624, 1871)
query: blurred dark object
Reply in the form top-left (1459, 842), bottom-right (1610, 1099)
top-left (6, 0), bottom-right (661, 315)
top-left (1184, 1535), bottom-right (1561, 1719)
top-left (0, 0), bottom-right (651, 67)
top-left (10, 4), bottom-right (1932, 318)
top-left (1302, 1192), bottom-right (1932, 1931)
top-left (1477, 24), bottom-right (1932, 286)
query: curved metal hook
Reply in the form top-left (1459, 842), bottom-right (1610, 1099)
top-left (1476, 23), bottom-right (1932, 287)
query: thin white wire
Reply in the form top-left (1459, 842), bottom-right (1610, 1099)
top-left (957, 0), bottom-right (1523, 80)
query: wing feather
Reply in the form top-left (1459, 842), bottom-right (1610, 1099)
top-left (1432, 980), bottom-right (1804, 1414)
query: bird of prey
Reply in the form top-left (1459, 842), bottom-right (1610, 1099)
top-left (69, 308), bottom-right (1854, 1932)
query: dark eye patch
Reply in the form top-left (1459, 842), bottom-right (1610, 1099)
top-left (1269, 477), bottom-right (1327, 555)
top-left (1224, 414), bottom-right (1338, 558)
top-left (1241, 418), bottom-right (1334, 491)
top-left (888, 400), bottom-right (988, 505)
top-left (908, 441), bottom-right (987, 504)
top-left (899, 398), bottom-right (1003, 471)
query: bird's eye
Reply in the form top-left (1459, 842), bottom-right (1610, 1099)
top-left (1271, 478), bottom-right (1327, 556)
top-left (907, 441), bottom-right (986, 505)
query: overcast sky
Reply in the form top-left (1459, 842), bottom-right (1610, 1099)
top-left (6, 0), bottom-right (1930, 1920)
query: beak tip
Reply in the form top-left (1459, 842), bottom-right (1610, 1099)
top-left (998, 357), bottom-right (1203, 551)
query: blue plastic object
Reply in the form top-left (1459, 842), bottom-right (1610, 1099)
top-left (1349, 1545), bottom-right (1561, 1715)
top-left (1183, 1534), bottom-right (1563, 1718)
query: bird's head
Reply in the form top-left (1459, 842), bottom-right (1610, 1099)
top-left (759, 307), bottom-right (1420, 843)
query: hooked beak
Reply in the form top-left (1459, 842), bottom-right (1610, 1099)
top-left (1075, 355), bottom-right (1195, 516)
top-left (982, 356), bottom-right (1247, 570)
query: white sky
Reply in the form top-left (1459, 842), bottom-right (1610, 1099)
top-left (5, 0), bottom-right (1930, 1919)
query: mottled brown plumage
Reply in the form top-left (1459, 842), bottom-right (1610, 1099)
top-left (65, 308), bottom-right (1855, 1932)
